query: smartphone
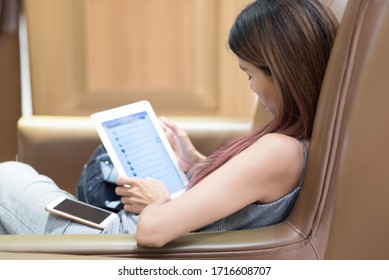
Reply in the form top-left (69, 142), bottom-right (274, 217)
top-left (45, 196), bottom-right (118, 229)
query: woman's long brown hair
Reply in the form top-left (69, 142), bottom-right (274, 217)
top-left (186, 0), bottom-right (339, 189)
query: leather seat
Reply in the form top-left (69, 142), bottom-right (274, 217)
top-left (3, 0), bottom-right (389, 259)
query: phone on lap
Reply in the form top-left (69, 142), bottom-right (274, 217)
top-left (45, 196), bottom-right (118, 230)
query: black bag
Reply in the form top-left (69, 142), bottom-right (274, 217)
top-left (76, 144), bottom-right (123, 212)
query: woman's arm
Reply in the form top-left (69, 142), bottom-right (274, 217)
top-left (136, 133), bottom-right (305, 247)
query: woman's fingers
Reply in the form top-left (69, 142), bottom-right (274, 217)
top-left (116, 176), bottom-right (146, 187)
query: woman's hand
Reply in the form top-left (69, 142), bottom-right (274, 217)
top-left (115, 176), bottom-right (170, 214)
top-left (160, 117), bottom-right (206, 172)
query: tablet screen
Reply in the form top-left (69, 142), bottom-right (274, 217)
top-left (101, 110), bottom-right (186, 194)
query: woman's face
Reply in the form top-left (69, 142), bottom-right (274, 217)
top-left (238, 58), bottom-right (282, 117)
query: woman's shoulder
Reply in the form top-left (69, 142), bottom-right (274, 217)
top-left (252, 133), bottom-right (305, 170)
top-left (239, 132), bottom-right (306, 175)
top-left (255, 133), bottom-right (304, 154)
top-left (246, 133), bottom-right (306, 202)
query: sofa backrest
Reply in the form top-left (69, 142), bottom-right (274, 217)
top-left (321, 0), bottom-right (389, 259)
top-left (285, 0), bottom-right (389, 259)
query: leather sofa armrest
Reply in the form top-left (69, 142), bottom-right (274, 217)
top-left (17, 116), bottom-right (250, 195)
top-left (0, 222), bottom-right (311, 259)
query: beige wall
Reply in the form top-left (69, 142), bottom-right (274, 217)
top-left (24, 0), bottom-right (257, 120)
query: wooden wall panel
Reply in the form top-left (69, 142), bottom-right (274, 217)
top-left (83, 0), bottom-right (217, 112)
top-left (25, 0), bottom-right (257, 119)
top-left (0, 0), bottom-right (21, 161)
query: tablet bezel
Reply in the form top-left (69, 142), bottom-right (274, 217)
top-left (90, 100), bottom-right (188, 197)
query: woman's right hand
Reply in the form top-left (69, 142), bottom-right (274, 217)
top-left (160, 117), bottom-right (206, 172)
top-left (115, 177), bottom-right (170, 214)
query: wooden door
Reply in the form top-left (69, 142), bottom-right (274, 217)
top-left (24, 0), bottom-right (257, 119)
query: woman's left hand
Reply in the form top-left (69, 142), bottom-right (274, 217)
top-left (115, 176), bottom-right (171, 214)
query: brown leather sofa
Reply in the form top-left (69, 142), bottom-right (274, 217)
top-left (2, 0), bottom-right (389, 260)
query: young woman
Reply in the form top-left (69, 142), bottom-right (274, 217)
top-left (0, 0), bottom-right (338, 247)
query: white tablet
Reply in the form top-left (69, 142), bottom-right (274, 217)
top-left (91, 100), bottom-right (188, 198)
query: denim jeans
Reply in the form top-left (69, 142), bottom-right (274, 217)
top-left (0, 161), bottom-right (102, 234)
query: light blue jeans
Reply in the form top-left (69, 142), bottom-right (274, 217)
top-left (0, 161), bottom-right (138, 235)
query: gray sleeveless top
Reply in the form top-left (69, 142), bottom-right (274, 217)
top-left (195, 140), bottom-right (308, 232)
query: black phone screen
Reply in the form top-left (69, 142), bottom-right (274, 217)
top-left (54, 199), bottom-right (113, 224)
